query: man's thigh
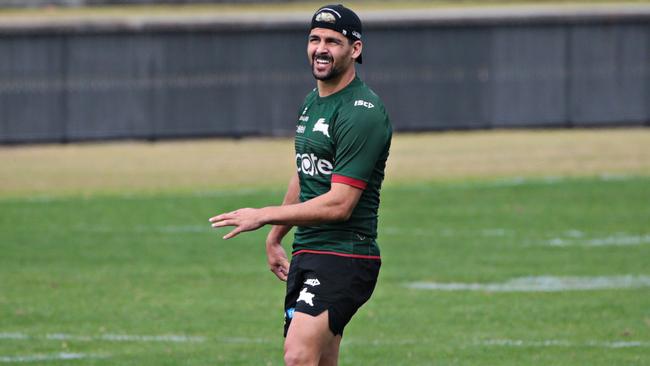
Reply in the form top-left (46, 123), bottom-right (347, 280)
top-left (284, 311), bottom-right (342, 366)
top-left (284, 311), bottom-right (335, 358)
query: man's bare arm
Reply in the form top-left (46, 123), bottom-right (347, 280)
top-left (209, 181), bottom-right (363, 240)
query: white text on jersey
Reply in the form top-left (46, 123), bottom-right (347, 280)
top-left (296, 153), bottom-right (333, 176)
top-left (354, 100), bottom-right (375, 109)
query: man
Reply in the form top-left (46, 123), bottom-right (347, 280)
top-left (209, 4), bottom-right (392, 365)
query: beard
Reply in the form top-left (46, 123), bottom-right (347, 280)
top-left (311, 53), bottom-right (344, 81)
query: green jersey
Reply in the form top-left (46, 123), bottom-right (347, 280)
top-left (293, 76), bottom-right (392, 258)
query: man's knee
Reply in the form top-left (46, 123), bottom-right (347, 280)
top-left (284, 343), bottom-right (317, 366)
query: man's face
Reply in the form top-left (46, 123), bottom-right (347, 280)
top-left (307, 28), bottom-right (359, 81)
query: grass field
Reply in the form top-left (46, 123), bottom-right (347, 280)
top-left (1, 129), bottom-right (649, 365)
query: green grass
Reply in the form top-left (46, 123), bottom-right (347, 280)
top-left (1, 176), bottom-right (649, 365)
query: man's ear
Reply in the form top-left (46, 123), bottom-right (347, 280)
top-left (352, 41), bottom-right (363, 61)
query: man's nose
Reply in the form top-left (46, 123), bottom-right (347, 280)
top-left (315, 41), bottom-right (328, 54)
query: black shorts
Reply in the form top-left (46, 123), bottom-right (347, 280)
top-left (283, 252), bottom-right (381, 337)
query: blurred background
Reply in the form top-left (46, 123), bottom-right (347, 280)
top-left (0, 0), bottom-right (648, 143)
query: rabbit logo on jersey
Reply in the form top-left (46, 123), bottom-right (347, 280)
top-left (296, 153), bottom-right (333, 176)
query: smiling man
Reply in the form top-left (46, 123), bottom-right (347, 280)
top-left (209, 4), bottom-right (392, 365)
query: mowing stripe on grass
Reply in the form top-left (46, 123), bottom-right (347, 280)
top-left (485, 174), bottom-right (634, 188)
top-left (480, 339), bottom-right (650, 348)
top-left (407, 275), bottom-right (650, 292)
top-left (388, 174), bottom-right (642, 194)
top-left (0, 353), bottom-right (102, 363)
top-left (381, 227), bottom-right (511, 238)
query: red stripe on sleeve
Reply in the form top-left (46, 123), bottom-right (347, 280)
top-left (331, 174), bottom-right (367, 189)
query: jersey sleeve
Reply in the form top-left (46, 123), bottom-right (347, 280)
top-left (331, 104), bottom-right (390, 190)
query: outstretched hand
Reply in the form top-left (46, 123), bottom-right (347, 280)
top-left (209, 208), bottom-right (266, 239)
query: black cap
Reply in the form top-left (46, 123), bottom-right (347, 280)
top-left (310, 4), bottom-right (363, 64)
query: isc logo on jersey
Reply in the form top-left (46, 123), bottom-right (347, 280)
top-left (296, 153), bottom-right (333, 176)
top-left (354, 100), bottom-right (374, 108)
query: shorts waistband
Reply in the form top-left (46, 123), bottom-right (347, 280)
top-left (292, 249), bottom-right (381, 260)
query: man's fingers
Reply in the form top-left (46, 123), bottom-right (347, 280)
top-left (223, 228), bottom-right (242, 240)
top-left (208, 215), bottom-right (224, 223)
top-left (211, 219), bottom-right (235, 228)
top-left (277, 262), bottom-right (290, 281)
top-left (271, 266), bottom-right (288, 281)
top-left (280, 261), bottom-right (289, 274)
top-left (208, 211), bottom-right (236, 223)
top-left (209, 208), bottom-right (259, 239)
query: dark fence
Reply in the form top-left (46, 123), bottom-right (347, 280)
top-left (0, 1), bottom-right (595, 7)
top-left (0, 0), bottom-right (290, 6)
top-left (0, 5), bottom-right (648, 143)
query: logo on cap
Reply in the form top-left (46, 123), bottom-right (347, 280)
top-left (315, 11), bottom-right (337, 24)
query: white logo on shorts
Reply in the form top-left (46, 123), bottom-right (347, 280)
top-left (304, 279), bottom-right (321, 287)
top-left (297, 288), bottom-right (315, 307)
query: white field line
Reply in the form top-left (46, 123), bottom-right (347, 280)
top-left (51, 333), bottom-right (207, 343)
top-left (1, 332), bottom-right (206, 343)
top-left (480, 339), bottom-right (650, 349)
top-left (99, 334), bottom-right (206, 342)
top-left (488, 176), bottom-right (565, 187)
top-left (381, 227), bottom-right (438, 237)
top-left (211, 338), bottom-right (419, 346)
top-left (133, 225), bottom-right (211, 234)
top-left (216, 336), bottom-right (274, 344)
top-left (2, 332), bottom-right (647, 351)
top-left (0, 332), bottom-right (416, 347)
top-left (342, 339), bottom-right (420, 346)
top-left (0, 333), bottom-right (28, 340)
top-left (382, 226), bottom-right (649, 248)
top-left (0, 353), bottom-right (102, 363)
top-left (547, 234), bottom-right (650, 247)
top-left (407, 275), bottom-right (650, 292)
top-left (71, 224), bottom-right (211, 234)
